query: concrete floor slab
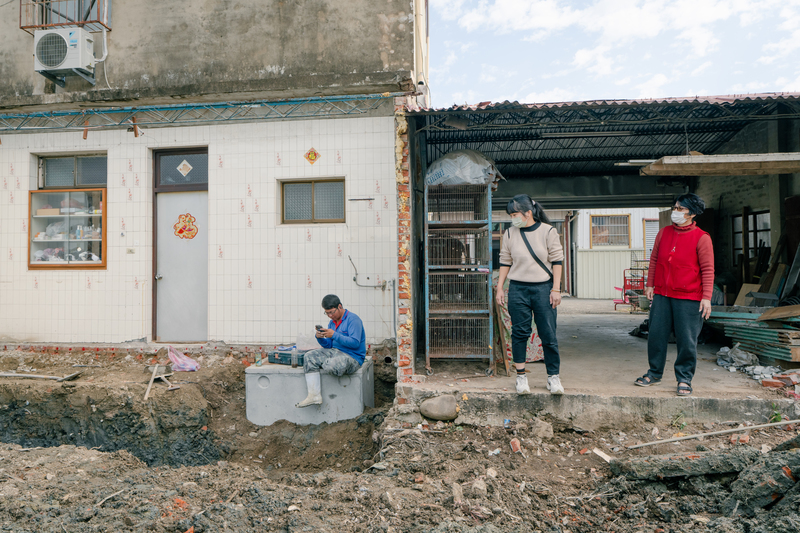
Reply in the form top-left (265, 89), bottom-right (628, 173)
top-left (409, 299), bottom-right (800, 427)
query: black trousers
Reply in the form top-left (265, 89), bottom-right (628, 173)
top-left (508, 280), bottom-right (560, 376)
top-left (646, 294), bottom-right (703, 384)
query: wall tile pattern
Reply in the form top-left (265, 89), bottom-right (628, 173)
top-left (0, 115), bottom-right (399, 344)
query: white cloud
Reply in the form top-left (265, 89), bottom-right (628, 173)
top-left (759, 29), bottom-right (800, 64)
top-left (635, 74), bottom-right (670, 99)
top-left (572, 45), bottom-right (614, 76)
top-left (779, 74), bottom-right (800, 92)
top-left (615, 77), bottom-right (631, 86)
top-left (731, 81), bottom-right (771, 92)
top-left (450, 90), bottom-right (481, 106)
top-left (430, 0), bottom-right (467, 21)
top-left (691, 61), bottom-right (713, 76)
top-left (521, 87), bottom-right (578, 104)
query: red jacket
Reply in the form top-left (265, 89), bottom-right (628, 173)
top-left (646, 223), bottom-right (714, 301)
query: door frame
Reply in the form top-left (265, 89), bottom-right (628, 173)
top-left (152, 147), bottom-right (209, 341)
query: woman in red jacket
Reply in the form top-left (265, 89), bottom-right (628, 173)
top-left (634, 193), bottom-right (714, 396)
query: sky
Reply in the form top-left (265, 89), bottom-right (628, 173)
top-left (427, 0), bottom-right (800, 108)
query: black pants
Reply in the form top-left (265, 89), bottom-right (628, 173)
top-left (508, 280), bottom-right (560, 376)
top-left (646, 295), bottom-right (703, 384)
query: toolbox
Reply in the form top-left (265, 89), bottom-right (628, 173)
top-left (267, 350), bottom-right (308, 366)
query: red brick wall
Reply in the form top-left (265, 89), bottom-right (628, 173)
top-left (394, 98), bottom-right (414, 380)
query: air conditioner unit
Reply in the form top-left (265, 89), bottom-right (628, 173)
top-left (33, 28), bottom-right (95, 74)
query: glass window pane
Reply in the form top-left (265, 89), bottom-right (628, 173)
top-left (756, 213), bottom-right (770, 231)
top-left (314, 181), bottom-right (344, 220)
top-left (45, 158), bottom-right (74, 187)
top-left (77, 157), bottom-right (107, 185)
top-left (734, 233), bottom-right (742, 249)
top-left (68, 193), bottom-right (102, 263)
top-left (733, 216), bottom-right (742, 232)
top-left (284, 183), bottom-right (313, 221)
top-left (591, 215), bottom-right (628, 246)
top-left (159, 153), bottom-right (208, 186)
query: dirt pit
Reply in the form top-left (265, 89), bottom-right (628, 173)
top-left (0, 349), bottom-right (799, 532)
top-left (0, 349), bottom-right (384, 472)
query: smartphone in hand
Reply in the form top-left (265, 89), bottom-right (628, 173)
top-left (315, 325), bottom-right (324, 331)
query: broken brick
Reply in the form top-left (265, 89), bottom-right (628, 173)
top-left (761, 379), bottom-right (786, 389)
top-left (730, 434), bottom-right (750, 445)
top-left (775, 375), bottom-right (799, 386)
top-left (414, 472), bottom-right (425, 484)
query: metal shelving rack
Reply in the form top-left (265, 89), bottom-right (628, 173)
top-left (423, 184), bottom-right (493, 375)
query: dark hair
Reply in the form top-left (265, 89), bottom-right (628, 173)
top-left (676, 193), bottom-right (706, 216)
top-left (321, 294), bottom-right (342, 310)
top-left (505, 194), bottom-right (551, 224)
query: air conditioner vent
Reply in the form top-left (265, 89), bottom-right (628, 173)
top-left (36, 32), bottom-right (69, 68)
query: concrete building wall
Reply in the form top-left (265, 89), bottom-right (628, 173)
top-left (0, 0), bottom-right (423, 110)
top-left (0, 112), bottom-right (399, 344)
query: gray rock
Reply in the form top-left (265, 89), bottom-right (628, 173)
top-left (419, 395), bottom-right (458, 421)
top-left (531, 418), bottom-right (554, 439)
top-left (469, 478), bottom-right (488, 497)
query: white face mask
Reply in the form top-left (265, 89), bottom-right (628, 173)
top-left (671, 211), bottom-right (688, 225)
top-left (511, 216), bottom-right (526, 228)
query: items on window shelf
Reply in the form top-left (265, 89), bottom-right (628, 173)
top-left (44, 221), bottom-right (66, 239)
top-left (71, 224), bottom-right (101, 240)
top-left (33, 248), bottom-right (65, 262)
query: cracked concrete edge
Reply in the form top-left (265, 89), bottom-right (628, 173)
top-left (392, 387), bottom-right (800, 429)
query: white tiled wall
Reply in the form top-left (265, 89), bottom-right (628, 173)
top-left (0, 115), bottom-right (399, 344)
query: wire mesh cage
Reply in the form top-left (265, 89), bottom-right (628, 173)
top-left (428, 272), bottom-right (489, 312)
top-left (427, 228), bottom-right (490, 267)
top-left (20, 0), bottom-right (112, 33)
top-left (428, 317), bottom-right (491, 357)
top-left (426, 185), bottom-right (489, 222)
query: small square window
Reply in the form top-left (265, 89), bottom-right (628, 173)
top-left (44, 155), bottom-right (107, 188)
top-left (281, 179), bottom-right (345, 224)
top-left (591, 215), bottom-right (630, 247)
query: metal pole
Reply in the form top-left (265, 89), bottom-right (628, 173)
top-left (626, 418), bottom-right (800, 450)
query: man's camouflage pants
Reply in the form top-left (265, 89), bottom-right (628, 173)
top-left (303, 348), bottom-right (361, 376)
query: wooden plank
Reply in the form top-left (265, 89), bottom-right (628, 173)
top-left (757, 305), bottom-right (800, 322)
top-left (734, 283), bottom-right (762, 306)
top-left (767, 264), bottom-right (788, 294)
top-left (640, 153), bottom-right (800, 176)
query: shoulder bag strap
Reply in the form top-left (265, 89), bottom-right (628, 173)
top-left (519, 229), bottom-right (553, 280)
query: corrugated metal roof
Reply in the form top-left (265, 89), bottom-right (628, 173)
top-left (414, 92), bottom-right (800, 113)
top-left (410, 93), bottom-right (800, 182)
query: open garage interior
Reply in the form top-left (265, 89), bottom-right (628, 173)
top-left (406, 93), bottom-right (800, 378)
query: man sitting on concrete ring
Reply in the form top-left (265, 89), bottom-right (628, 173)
top-left (296, 294), bottom-right (366, 408)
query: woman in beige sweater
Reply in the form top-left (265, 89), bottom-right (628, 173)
top-left (495, 195), bottom-right (565, 395)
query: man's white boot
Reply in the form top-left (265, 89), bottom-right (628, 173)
top-left (296, 372), bottom-right (322, 408)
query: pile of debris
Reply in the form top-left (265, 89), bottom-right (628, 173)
top-left (609, 431), bottom-right (800, 532)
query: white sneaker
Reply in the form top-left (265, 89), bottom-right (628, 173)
top-left (547, 375), bottom-right (564, 395)
top-left (515, 374), bottom-right (531, 395)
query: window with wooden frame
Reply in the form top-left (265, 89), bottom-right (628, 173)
top-left (29, 155), bottom-right (107, 269)
top-left (281, 179), bottom-right (345, 224)
top-left (590, 214), bottom-right (630, 247)
top-left (732, 211), bottom-right (770, 263)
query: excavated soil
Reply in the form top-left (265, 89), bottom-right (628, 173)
top-left (0, 349), bottom-right (798, 532)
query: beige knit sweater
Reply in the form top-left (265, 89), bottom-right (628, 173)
top-left (499, 222), bottom-right (564, 283)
